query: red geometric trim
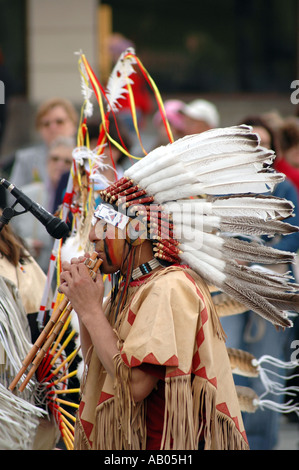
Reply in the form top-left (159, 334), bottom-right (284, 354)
top-left (143, 352), bottom-right (179, 367)
top-left (195, 366), bottom-right (217, 388)
top-left (166, 367), bottom-right (191, 378)
top-left (121, 351), bottom-right (130, 366)
top-left (80, 418), bottom-right (94, 446)
top-left (183, 271), bottom-right (203, 298)
top-left (200, 306), bottom-right (208, 326)
top-left (196, 326), bottom-right (205, 348)
top-left (127, 308), bottom-right (136, 326)
top-left (78, 401), bottom-right (93, 446)
top-left (216, 402), bottom-right (248, 444)
top-left (192, 350), bottom-right (201, 370)
top-left (98, 391), bottom-right (113, 405)
top-left (121, 351), bottom-right (178, 368)
top-left (241, 430), bottom-right (249, 444)
top-left (130, 355), bottom-right (142, 367)
top-left (216, 402), bottom-right (231, 417)
top-left (232, 415), bottom-right (240, 431)
top-left (78, 399), bottom-right (85, 418)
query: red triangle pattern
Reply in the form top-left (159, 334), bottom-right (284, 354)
top-left (185, 270), bottom-right (220, 389)
top-left (121, 351), bottom-right (179, 368)
top-left (192, 350), bottom-right (201, 370)
top-left (78, 401), bottom-right (94, 446)
top-left (195, 325), bottom-right (205, 349)
top-left (216, 402), bottom-right (230, 416)
top-left (216, 402), bottom-right (248, 444)
top-left (78, 399), bottom-right (85, 417)
top-left (98, 391), bottom-right (114, 405)
top-left (195, 366), bottom-right (217, 388)
top-left (166, 367), bottom-right (191, 378)
top-left (184, 271), bottom-right (203, 298)
top-left (121, 351), bottom-right (130, 366)
top-left (127, 308), bottom-right (136, 326)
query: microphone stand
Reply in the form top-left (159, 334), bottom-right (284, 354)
top-left (0, 203), bottom-right (28, 233)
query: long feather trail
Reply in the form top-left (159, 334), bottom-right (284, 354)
top-left (132, 126), bottom-right (299, 329)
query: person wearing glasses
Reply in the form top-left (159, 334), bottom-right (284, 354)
top-left (10, 136), bottom-right (75, 272)
top-left (8, 97), bottom-right (78, 189)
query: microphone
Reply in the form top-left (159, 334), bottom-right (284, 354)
top-left (0, 178), bottom-right (70, 239)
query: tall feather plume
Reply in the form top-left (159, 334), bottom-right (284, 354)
top-left (76, 51), bottom-right (94, 118)
top-left (105, 47), bottom-right (137, 113)
top-left (122, 125), bottom-right (299, 328)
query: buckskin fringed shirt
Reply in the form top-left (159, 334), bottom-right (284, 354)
top-left (74, 266), bottom-right (249, 450)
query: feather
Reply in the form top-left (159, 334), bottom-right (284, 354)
top-left (227, 263), bottom-right (297, 291)
top-left (125, 125), bottom-right (259, 179)
top-left (127, 128), bottom-right (280, 196)
top-left (179, 232), bottom-right (294, 267)
top-left (224, 262), bottom-right (298, 311)
top-left (180, 251), bottom-right (227, 286)
top-left (113, 124), bottom-right (299, 327)
top-left (220, 216), bottom-right (299, 236)
top-left (211, 194), bottom-right (295, 221)
top-left (227, 348), bottom-right (260, 377)
top-left (223, 238), bottom-right (295, 265)
top-left (151, 172), bottom-right (283, 203)
top-left (181, 237), bottom-right (297, 326)
top-left (173, 221), bottom-right (221, 243)
top-left (105, 47), bottom-right (137, 112)
top-left (178, 229), bottom-right (223, 251)
top-left (77, 52), bottom-right (94, 118)
top-left (193, 172), bottom-right (284, 196)
top-left (223, 277), bottom-right (292, 327)
top-left (236, 386), bottom-right (259, 413)
top-left (124, 124), bottom-right (286, 203)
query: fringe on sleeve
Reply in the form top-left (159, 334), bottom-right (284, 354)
top-left (94, 352), bottom-right (147, 450)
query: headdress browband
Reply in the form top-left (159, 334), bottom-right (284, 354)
top-left (94, 177), bottom-right (181, 264)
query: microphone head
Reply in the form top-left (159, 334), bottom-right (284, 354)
top-left (46, 217), bottom-right (70, 239)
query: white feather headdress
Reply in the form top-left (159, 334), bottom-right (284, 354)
top-left (100, 125), bottom-right (299, 328)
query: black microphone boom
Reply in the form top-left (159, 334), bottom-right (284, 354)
top-left (0, 178), bottom-right (69, 239)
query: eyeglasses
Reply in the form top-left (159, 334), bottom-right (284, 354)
top-left (40, 118), bottom-right (69, 128)
top-left (49, 155), bottom-right (73, 165)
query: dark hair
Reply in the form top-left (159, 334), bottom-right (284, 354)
top-left (240, 115), bottom-right (281, 155)
top-left (279, 117), bottom-right (299, 152)
top-left (0, 218), bottom-right (30, 266)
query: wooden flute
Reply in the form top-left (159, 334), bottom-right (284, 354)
top-left (9, 251), bottom-right (103, 392)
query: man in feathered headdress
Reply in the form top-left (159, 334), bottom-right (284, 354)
top-left (59, 197), bottom-right (249, 450)
top-left (57, 49), bottom-right (299, 451)
top-left (59, 123), bottom-right (299, 451)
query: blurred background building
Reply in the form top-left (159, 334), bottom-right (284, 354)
top-left (0, 0), bottom-right (298, 157)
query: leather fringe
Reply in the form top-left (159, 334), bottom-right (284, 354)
top-left (93, 353), bottom-right (146, 450)
top-left (73, 418), bottom-right (91, 450)
top-left (161, 375), bottom-right (249, 450)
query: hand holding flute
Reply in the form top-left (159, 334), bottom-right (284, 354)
top-left (9, 252), bottom-right (103, 392)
